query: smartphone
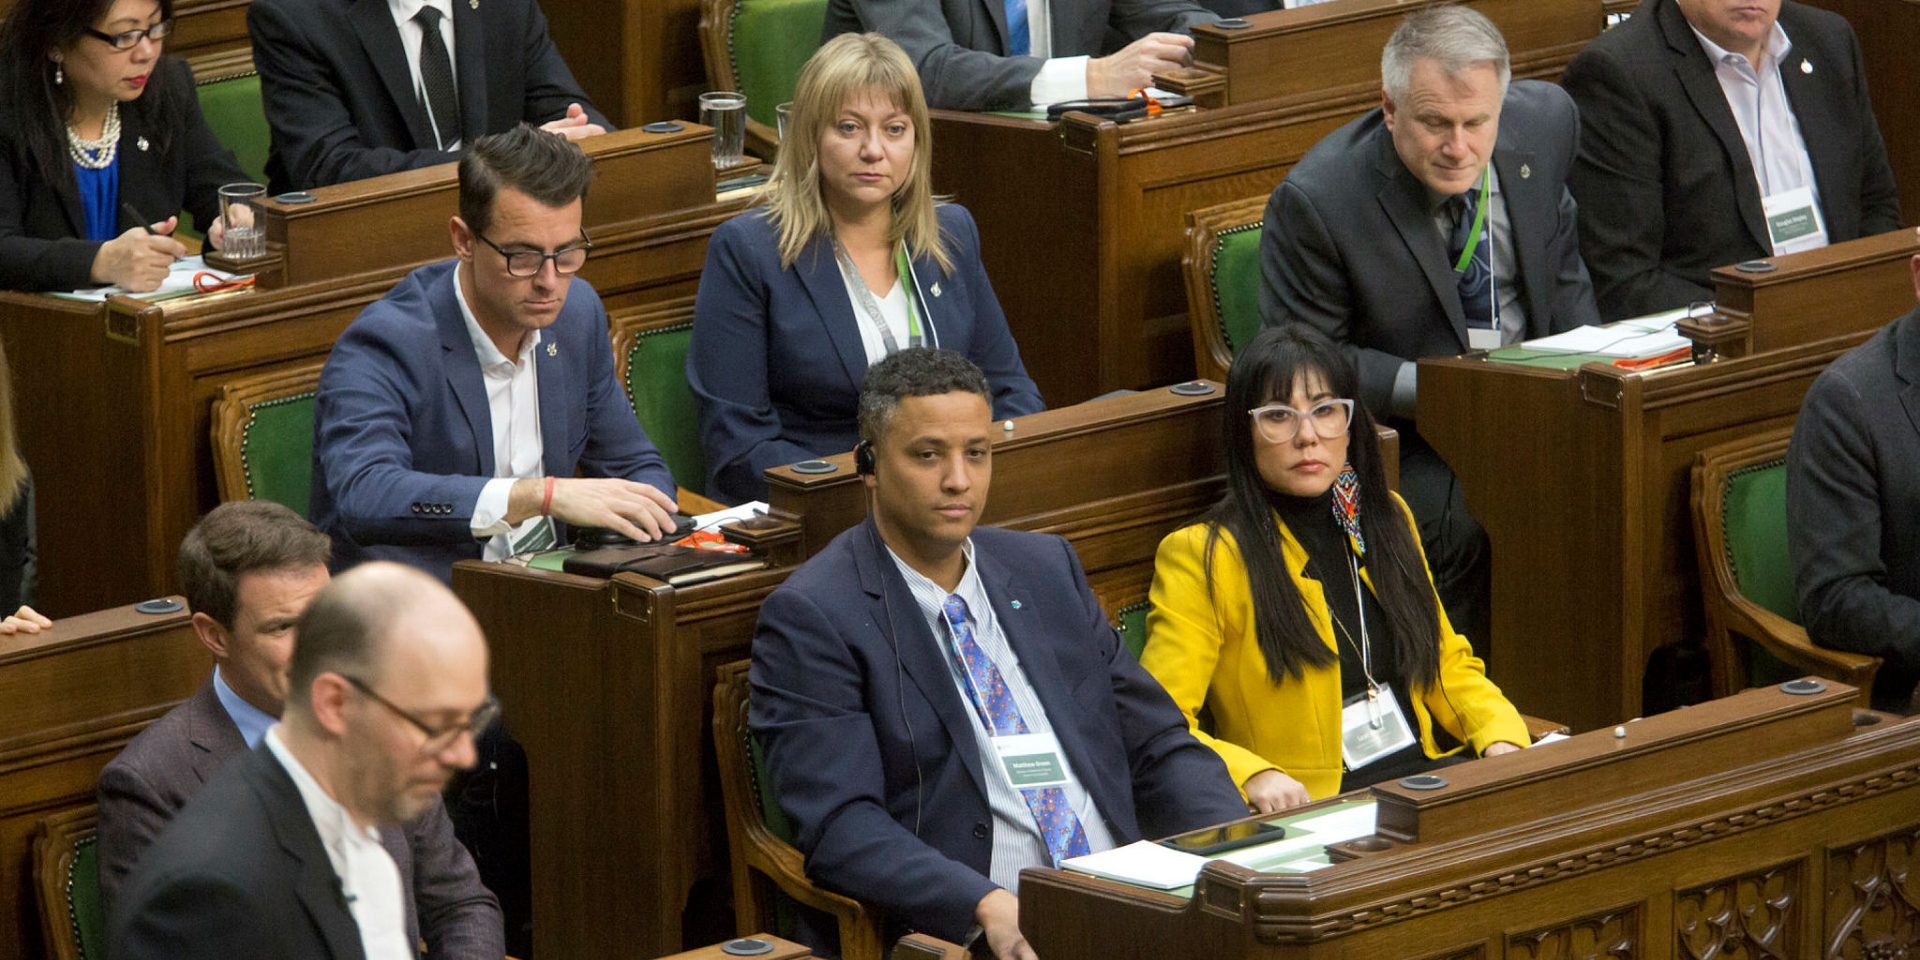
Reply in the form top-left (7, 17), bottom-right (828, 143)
top-left (1156, 821), bottom-right (1285, 857)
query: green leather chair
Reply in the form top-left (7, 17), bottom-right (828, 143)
top-left (701, 0), bottom-right (829, 154)
top-left (1182, 196), bottom-right (1271, 382)
top-left (1116, 599), bottom-right (1151, 661)
top-left (187, 70), bottom-right (272, 237)
top-left (613, 299), bottom-right (708, 497)
top-left (211, 361), bottom-right (324, 513)
top-left (1692, 428), bottom-right (1880, 705)
top-left (34, 808), bottom-right (103, 960)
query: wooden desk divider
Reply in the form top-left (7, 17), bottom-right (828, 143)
top-left (1018, 685), bottom-right (1920, 960)
top-left (1692, 226), bottom-right (1920, 359)
top-left (0, 600), bottom-right (206, 960)
top-left (450, 386), bottom-right (1243, 959)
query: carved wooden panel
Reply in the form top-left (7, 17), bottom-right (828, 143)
top-left (1675, 863), bottom-right (1799, 959)
top-left (1508, 906), bottom-right (1640, 960)
top-left (1826, 825), bottom-right (1920, 960)
top-left (1414, 945), bottom-right (1488, 960)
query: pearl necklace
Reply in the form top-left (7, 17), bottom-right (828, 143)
top-left (66, 103), bottom-right (121, 170)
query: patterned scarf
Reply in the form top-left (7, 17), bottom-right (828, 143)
top-left (1331, 460), bottom-right (1365, 557)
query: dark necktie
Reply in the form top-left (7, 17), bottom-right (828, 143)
top-left (413, 7), bottom-right (461, 151)
top-left (1449, 188), bottom-right (1493, 332)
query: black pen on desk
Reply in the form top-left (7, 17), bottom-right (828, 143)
top-left (121, 202), bottom-right (181, 261)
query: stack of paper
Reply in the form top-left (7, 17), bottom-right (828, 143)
top-left (54, 255), bottom-right (250, 303)
top-left (1522, 306), bottom-right (1693, 359)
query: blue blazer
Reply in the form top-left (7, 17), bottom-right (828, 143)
top-left (749, 522), bottom-right (1247, 945)
top-left (310, 259), bottom-right (673, 579)
top-left (689, 203), bottom-right (1043, 504)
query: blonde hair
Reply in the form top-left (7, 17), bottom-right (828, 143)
top-left (0, 336), bottom-right (26, 514)
top-left (761, 32), bottom-right (952, 274)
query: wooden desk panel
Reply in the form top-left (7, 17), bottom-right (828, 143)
top-left (1708, 227), bottom-right (1920, 355)
top-left (1019, 686), bottom-right (1920, 960)
top-left (0, 602), bottom-right (205, 960)
top-left (1801, 0), bottom-right (1920, 235)
top-left (548, 0), bottom-right (708, 126)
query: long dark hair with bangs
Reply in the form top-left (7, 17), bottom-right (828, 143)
top-left (0, 0), bottom-right (185, 193)
top-left (1204, 325), bottom-right (1442, 688)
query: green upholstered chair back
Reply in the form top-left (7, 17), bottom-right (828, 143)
top-left (1719, 459), bottom-right (1800, 685)
top-left (237, 393), bottom-right (317, 514)
top-left (197, 72), bottom-right (272, 187)
top-left (622, 320), bottom-right (708, 497)
top-left (744, 718), bottom-right (797, 845)
top-left (1116, 600), bottom-right (1151, 660)
top-left (1210, 224), bottom-right (1266, 360)
top-left (65, 834), bottom-right (104, 960)
top-left (728, 0), bottom-right (828, 130)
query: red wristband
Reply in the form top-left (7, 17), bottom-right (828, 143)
top-left (540, 476), bottom-right (556, 517)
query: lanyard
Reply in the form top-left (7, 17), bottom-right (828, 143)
top-left (1324, 552), bottom-right (1384, 730)
top-left (1451, 167), bottom-right (1492, 274)
top-left (831, 235), bottom-right (924, 353)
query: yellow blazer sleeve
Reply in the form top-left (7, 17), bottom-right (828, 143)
top-left (1391, 494), bottom-right (1531, 754)
top-left (1139, 524), bottom-right (1281, 792)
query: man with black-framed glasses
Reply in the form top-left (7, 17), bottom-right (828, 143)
top-left (312, 123), bottom-right (678, 582)
top-left (111, 561), bottom-right (496, 960)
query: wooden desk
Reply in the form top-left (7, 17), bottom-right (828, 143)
top-left (450, 386), bottom-right (1241, 958)
top-left (657, 935), bottom-right (817, 960)
top-left (1418, 336), bottom-right (1866, 733)
top-left (930, 11), bottom-right (1598, 404)
top-left (1019, 684), bottom-right (1920, 960)
top-left (3, 128), bottom-right (745, 616)
top-left (548, 0), bottom-right (709, 126)
top-left (1700, 227), bottom-right (1920, 357)
top-left (0, 601), bottom-right (206, 960)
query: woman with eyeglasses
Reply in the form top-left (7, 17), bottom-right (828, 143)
top-left (1139, 326), bottom-right (1528, 813)
top-left (0, 0), bottom-right (248, 292)
top-left (689, 32), bottom-right (1042, 505)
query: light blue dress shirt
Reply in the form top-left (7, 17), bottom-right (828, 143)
top-left (212, 665), bottom-right (277, 749)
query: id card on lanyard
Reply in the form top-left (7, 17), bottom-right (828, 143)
top-left (1763, 185), bottom-right (1829, 255)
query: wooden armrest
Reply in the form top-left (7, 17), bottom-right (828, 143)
top-left (1522, 714), bottom-right (1569, 741)
top-left (1725, 595), bottom-right (1880, 706)
top-left (892, 933), bottom-right (971, 960)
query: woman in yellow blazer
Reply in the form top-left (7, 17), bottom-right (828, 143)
top-left (1140, 326), bottom-right (1529, 812)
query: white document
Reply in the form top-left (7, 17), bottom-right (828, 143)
top-left (1060, 840), bottom-right (1209, 889)
top-left (1522, 322), bottom-right (1690, 359)
top-left (1531, 731), bottom-right (1572, 746)
top-left (1286, 801), bottom-right (1377, 844)
top-left (53, 255), bottom-right (249, 302)
top-left (692, 501), bottom-right (768, 530)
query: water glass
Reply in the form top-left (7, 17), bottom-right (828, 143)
top-left (776, 101), bottom-right (793, 142)
top-left (700, 91), bottom-right (748, 170)
top-left (217, 182), bottom-right (267, 260)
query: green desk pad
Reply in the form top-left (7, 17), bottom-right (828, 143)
top-left (1484, 347), bottom-right (1622, 369)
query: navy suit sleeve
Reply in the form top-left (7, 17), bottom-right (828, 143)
top-left (313, 317), bottom-right (492, 544)
top-left (750, 586), bottom-right (998, 943)
top-left (945, 206), bottom-right (1044, 419)
top-left (249, 0), bottom-right (458, 189)
top-left (404, 798), bottom-right (506, 960)
top-left (1788, 366), bottom-right (1920, 668)
top-left (576, 294), bottom-right (675, 493)
top-left (1056, 537), bottom-right (1247, 837)
top-left (1562, 46), bottom-right (1713, 321)
top-left (94, 761), bottom-right (174, 914)
top-left (689, 218), bottom-right (823, 504)
top-left (514, 0), bottom-right (612, 130)
top-left (1107, 0), bottom-right (1217, 38)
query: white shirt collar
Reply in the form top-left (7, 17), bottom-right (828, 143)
top-left (388, 0), bottom-right (451, 26)
top-left (453, 262), bottom-right (540, 372)
top-left (1690, 20), bottom-right (1793, 68)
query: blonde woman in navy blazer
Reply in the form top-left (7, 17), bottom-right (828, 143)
top-left (689, 32), bottom-right (1042, 504)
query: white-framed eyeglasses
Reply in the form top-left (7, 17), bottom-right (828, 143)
top-left (1248, 398), bottom-right (1355, 444)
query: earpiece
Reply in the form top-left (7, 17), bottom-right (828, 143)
top-left (855, 439), bottom-right (877, 476)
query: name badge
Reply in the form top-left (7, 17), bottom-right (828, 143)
top-left (1340, 685), bottom-right (1417, 771)
top-left (1763, 185), bottom-right (1828, 256)
top-left (1467, 326), bottom-right (1503, 351)
top-left (990, 732), bottom-right (1072, 790)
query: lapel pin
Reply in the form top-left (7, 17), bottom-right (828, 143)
top-left (1010, 599), bottom-right (1021, 610)
top-left (1519, 163), bottom-right (1531, 180)
top-left (1801, 59), bottom-right (1812, 74)
top-left (135, 136), bottom-right (149, 152)
top-left (545, 341), bottom-right (557, 357)
top-left (469, 0), bottom-right (479, 8)
top-left (930, 282), bottom-right (942, 298)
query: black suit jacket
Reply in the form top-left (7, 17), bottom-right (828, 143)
top-left (750, 522), bottom-right (1247, 946)
top-left (821, 0), bottom-right (1216, 110)
top-left (97, 681), bottom-right (504, 959)
top-left (109, 742), bottom-right (373, 960)
top-left (1258, 79), bottom-right (1599, 421)
top-left (1562, 0), bottom-right (1902, 321)
top-left (1787, 305), bottom-right (1920, 711)
top-left (0, 57), bottom-right (244, 291)
top-left (248, 0), bottom-right (611, 193)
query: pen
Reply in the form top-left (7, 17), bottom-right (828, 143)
top-left (121, 202), bottom-right (182, 261)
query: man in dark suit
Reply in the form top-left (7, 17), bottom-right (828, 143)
top-left (248, 0), bottom-right (612, 193)
top-left (109, 562), bottom-right (497, 960)
top-left (1786, 249), bottom-right (1920, 714)
top-left (1259, 6), bottom-right (1598, 657)
top-left (1562, 0), bottom-right (1901, 321)
top-left (823, 0), bottom-right (1217, 110)
top-left (311, 124), bottom-right (677, 582)
top-left (751, 348), bottom-right (1247, 960)
top-left (95, 501), bottom-right (502, 958)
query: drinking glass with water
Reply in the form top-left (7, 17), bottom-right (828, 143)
top-left (217, 182), bottom-right (267, 260)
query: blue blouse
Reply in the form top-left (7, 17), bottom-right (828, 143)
top-left (73, 155), bottom-right (121, 243)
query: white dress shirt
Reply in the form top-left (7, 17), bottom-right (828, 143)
top-left (388, 0), bottom-right (461, 150)
top-left (455, 265), bottom-right (550, 560)
top-left (1025, 0), bottom-right (1093, 107)
top-left (887, 539), bottom-right (1118, 893)
top-left (263, 728), bottom-right (412, 960)
top-left (1691, 22), bottom-right (1820, 207)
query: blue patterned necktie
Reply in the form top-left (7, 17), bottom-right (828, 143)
top-left (941, 594), bottom-right (1090, 865)
top-left (1449, 187), bottom-right (1494, 332)
top-left (1003, 0), bottom-right (1031, 57)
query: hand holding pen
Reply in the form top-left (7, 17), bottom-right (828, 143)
top-left (87, 203), bottom-right (187, 293)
